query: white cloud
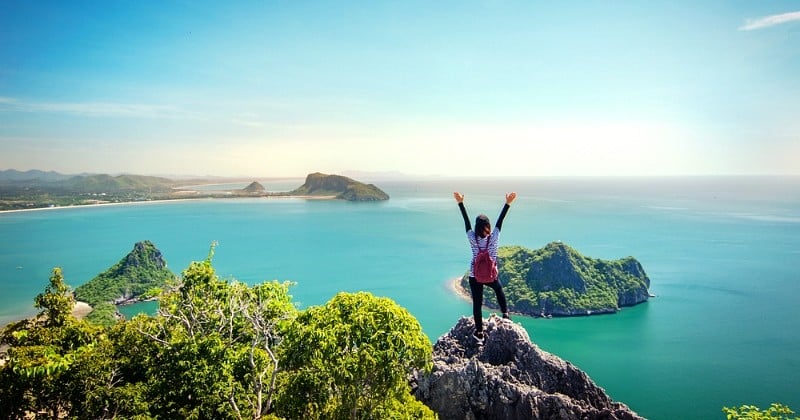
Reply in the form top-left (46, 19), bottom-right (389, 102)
top-left (739, 11), bottom-right (800, 31)
top-left (0, 97), bottom-right (181, 118)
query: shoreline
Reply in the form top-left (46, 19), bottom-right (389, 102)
top-left (449, 276), bottom-right (526, 319)
top-left (0, 194), bottom-right (338, 215)
top-left (0, 301), bottom-right (93, 331)
top-left (450, 276), bottom-right (471, 303)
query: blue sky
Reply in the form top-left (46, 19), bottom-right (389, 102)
top-left (1, 1), bottom-right (798, 177)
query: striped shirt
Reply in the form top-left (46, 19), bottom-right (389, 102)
top-left (458, 201), bottom-right (510, 278)
top-left (467, 228), bottom-right (500, 277)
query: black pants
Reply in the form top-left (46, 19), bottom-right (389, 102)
top-left (468, 276), bottom-right (508, 332)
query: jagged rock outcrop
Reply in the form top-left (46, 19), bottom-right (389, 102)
top-left (413, 316), bottom-right (643, 420)
top-left (123, 241), bottom-right (168, 272)
top-left (290, 172), bottom-right (389, 201)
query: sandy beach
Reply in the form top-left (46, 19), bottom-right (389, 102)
top-left (450, 276), bottom-right (471, 303)
top-left (0, 301), bottom-right (93, 331)
top-left (0, 194), bottom-right (338, 215)
top-left (72, 301), bottom-right (92, 319)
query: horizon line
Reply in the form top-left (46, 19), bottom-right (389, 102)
top-left (1, 168), bottom-right (799, 180)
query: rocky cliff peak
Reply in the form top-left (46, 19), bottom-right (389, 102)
top-left (413, 316), bottom-right (643, 420)
top-left (122, 240), bottom-right (167, 271)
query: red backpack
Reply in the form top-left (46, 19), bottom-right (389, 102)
top-left (472, 236), bottom-right (498, 283)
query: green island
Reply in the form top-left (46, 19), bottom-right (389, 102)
top-left (74, 241), bottom-right (177, 326)
top-left (289, 172), bottom-right (390, 201)
top-left (0, 170), bottom-right (389, 211)
top-left (460, 241), bottom-right (652, 317)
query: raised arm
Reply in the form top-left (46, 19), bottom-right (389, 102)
top-left (495, 192), bottom-right (517, 231)
top-left (454, 191), bottom-right (471, 232)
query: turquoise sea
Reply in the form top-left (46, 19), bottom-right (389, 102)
top-left (1, 176), bottom-right (798, 419)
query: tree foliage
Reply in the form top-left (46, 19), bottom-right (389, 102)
top-left (277, 291), bottom-right (434, 419)
top-left (34, 267), bottom-right (74, 328)
top-left (1, 246), bottom-right (434, 419)
top-left (1, 268), bottom-right (106, 418)
top-left (723, 403), bottom-right (798, 420)
top-left (138, 250), bottom-right (297, 419)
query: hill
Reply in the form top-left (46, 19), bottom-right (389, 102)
top-left (56, 174), bottom-right (176, 193)
top-left (74, 241), bottom-right (176, 324)
top-left (461, 241), bottom-right (650, 316)
top-left (290, 172), bottom-right (389, 201)
top-left (0, 169), bottom-right (72, 182)
top-left (0, 171), bottom-right (181, 210)
top-left (241, 181), bottom-right (266, 193)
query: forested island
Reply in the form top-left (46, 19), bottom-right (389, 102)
top-left (290, 172), bottom-right (389, 201)
top-left (460, 241), bottom-right (651, 317)
top-left (0, 169), bottom-right (389, 211)
top-left (74, 241), bottom-right (177, 326)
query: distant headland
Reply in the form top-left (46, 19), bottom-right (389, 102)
top-left (0, 170), bottom-right (389, 211)
top-left (289, 172), bottom-right (389, 201)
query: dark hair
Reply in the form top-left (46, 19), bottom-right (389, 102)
top-left (475, 214), bottom-right (491, 238)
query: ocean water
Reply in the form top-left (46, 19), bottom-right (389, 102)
top-left (1, 176), bottom-right (798, 420)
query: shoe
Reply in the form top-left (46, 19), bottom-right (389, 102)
top-left (472, 331), bottom-right (485, 345)
top-left (502, 312), bottom-right (511, 321)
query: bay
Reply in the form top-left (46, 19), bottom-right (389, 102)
top-left (1, 176), bottom-right (798, 419)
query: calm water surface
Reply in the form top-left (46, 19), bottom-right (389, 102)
top-left (2, 176), bottom-right (799, 420)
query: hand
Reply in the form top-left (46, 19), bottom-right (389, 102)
top-left (505, 192), bottom-right (517, 205)
top-left (453, 192), bottom-right (464, 203)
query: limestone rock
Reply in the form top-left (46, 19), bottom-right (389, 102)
top-left (413, 316), bottom-right (644, 420)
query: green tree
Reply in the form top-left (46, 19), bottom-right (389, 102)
top-left (139, 249), bottom-right (296, 419)
top-left (723, 403), bottom-right (798, 420)
top-left (85, 302), bottom-right (118, 327)
top-left (276, 291), bottom-right (434, 420)
top-left (0, 268), bottom-right (109, 418)
top-left (2, 248), bottom-right (438, 419)
top-left (34, 267), bottom-right (74, 328)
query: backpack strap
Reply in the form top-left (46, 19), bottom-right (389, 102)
top-left (476, 234), bottom-right (492, 253)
